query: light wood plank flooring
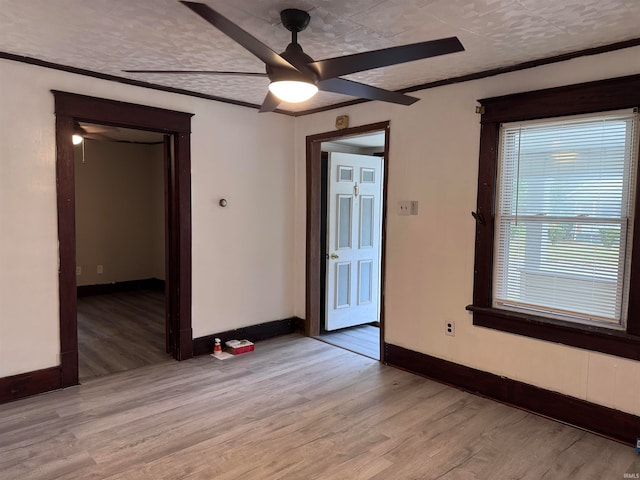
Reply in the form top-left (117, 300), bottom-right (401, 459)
top-left (1, 334), bottom-right (638, 479)
top-left (78, 290), bottom-right (171, 381)
top-left (319, 324), bottom-right (380, 360)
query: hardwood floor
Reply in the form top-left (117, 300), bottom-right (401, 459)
top-left (77, 290), bottom-right (172, 381)
top-left (1, 334), bottom-right (637, 479)
top-left (319, 324), bottom-right (380, 360)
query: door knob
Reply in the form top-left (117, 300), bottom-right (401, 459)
top-left (330, 253), bottom-right (339, 259)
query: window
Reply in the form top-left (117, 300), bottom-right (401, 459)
top-left (494, 111), bottom-right (638, 329)
top-left (467, 74), bottom-right (640, 361)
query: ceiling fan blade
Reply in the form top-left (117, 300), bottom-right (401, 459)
top-left (85, 132), bottom-right (118, 142)
top-left (259, 91), bottom-right (281, 113)
top-left (124, 70), bottom-right (267, 76)
top-left (180, 1), bottom-right (298, 72)
top-left (74, 125), bottom-right (115, 142)
top-left (80, 124), bottom-right (116, 134)
top-left (318, 78), bottom-right (419, 106)
top-left (311, 37), bottom-right (464, 80)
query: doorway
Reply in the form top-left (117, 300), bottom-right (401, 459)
top-left (306, 122), bottom-right (390, 361)
top-left (54, 91), bottom-right (193, 387)
top-left (73, 125), bottom-right (169, 380)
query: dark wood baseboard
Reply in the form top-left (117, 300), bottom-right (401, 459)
top-left (192, 317), bottom-right (300, 356)
top-left (3, 316), bottom-right (297, 403)
top-left (384, 343), bottom-right (640, 446)
top-left (0, 366), bottom-right (61, 404)
top-left (293, 316), bottom-right (305, 333)
top-left (77, 278), bottom-right (165, 297)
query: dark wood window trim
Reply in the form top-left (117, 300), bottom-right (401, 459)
top-left (467, 74), bottom-right (640, 361)
top-left (53, 91), bottom-right (194, 387)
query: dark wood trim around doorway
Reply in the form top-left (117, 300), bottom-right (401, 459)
top-left (305, 121), bottom-right (390, 362)
top-left (53, 91), bottom-right (193, 388)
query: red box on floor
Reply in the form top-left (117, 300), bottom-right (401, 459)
top-left (225, 339), bottom-right (254, 355)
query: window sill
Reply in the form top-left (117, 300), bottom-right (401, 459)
top-left (466, 305), bottom-right (640, 361)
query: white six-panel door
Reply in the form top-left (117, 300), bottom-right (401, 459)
top-left (325, 152), bottom-right (383, 331)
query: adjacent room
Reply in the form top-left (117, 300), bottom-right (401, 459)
top-left (73, 126), bottom-right (169, 380)
top-left (317, 131), bottom-right (387, 360)
top-left (1, 0), bottom-right (640, 478)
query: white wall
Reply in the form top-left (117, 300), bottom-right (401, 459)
top-left (293, 46), bottom-right (640, 416)
top-left (0, 59), bottom-right (295, 377)
top-left (2, 45), bottom-right (639, 418)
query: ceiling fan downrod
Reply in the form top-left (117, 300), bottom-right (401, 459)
top-left (280, 8), bottom-right (310, 46)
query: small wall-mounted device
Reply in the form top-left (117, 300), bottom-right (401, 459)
top-left (398, 200), bottom-right (419, 216)
top-left (446, 321), bottom-right (455, 336)
top-left (335, 115), bottom-right (349, 130)
top-left (219, 198), bottom-right (228, 207)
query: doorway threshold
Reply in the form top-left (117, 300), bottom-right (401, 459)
top-left (316, 324), bottom-right (380, 360)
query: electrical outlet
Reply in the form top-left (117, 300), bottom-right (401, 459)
top-left (97, 265), bottom-right (104, 274)
top-left (446, 321), bottom-right (455, 336)
top-left (76, 266), bottom-right (81, 276)
top-left (398, 201), bottom-right (411, 215)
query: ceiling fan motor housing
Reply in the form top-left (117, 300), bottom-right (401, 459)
top-left (267, 42), bottom-right (319, 84)
top-left (280, 9), bottom-right (310, 33)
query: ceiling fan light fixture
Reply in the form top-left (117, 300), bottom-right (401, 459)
top-left (130, 3), bottom-right (464, 112)
top-left (268, 80), bottom-right (318, 103)
top-left (72, 134), bottom-right (84, 145)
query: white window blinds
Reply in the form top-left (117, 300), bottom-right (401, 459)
top-left (493, 109), bottom-right (638, 328)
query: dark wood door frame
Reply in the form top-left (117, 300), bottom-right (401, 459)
top-left (163, 135), bottom-right (172, 354)
top-left (305, 121), bottom-right (390, 361)
top-left (53, 91), bottom-right (194, 387)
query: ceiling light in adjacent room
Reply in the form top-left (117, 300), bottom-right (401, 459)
top-left (72, 134), bottom-right (84, 145)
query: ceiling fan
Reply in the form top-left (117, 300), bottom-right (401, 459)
top-left (125, 1), bottom-right (465, 112)
top-left (73, 122), bottom-right (118, 143)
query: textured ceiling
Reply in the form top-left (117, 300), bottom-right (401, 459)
top-left (1, 0), bottom-right (639, 113)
